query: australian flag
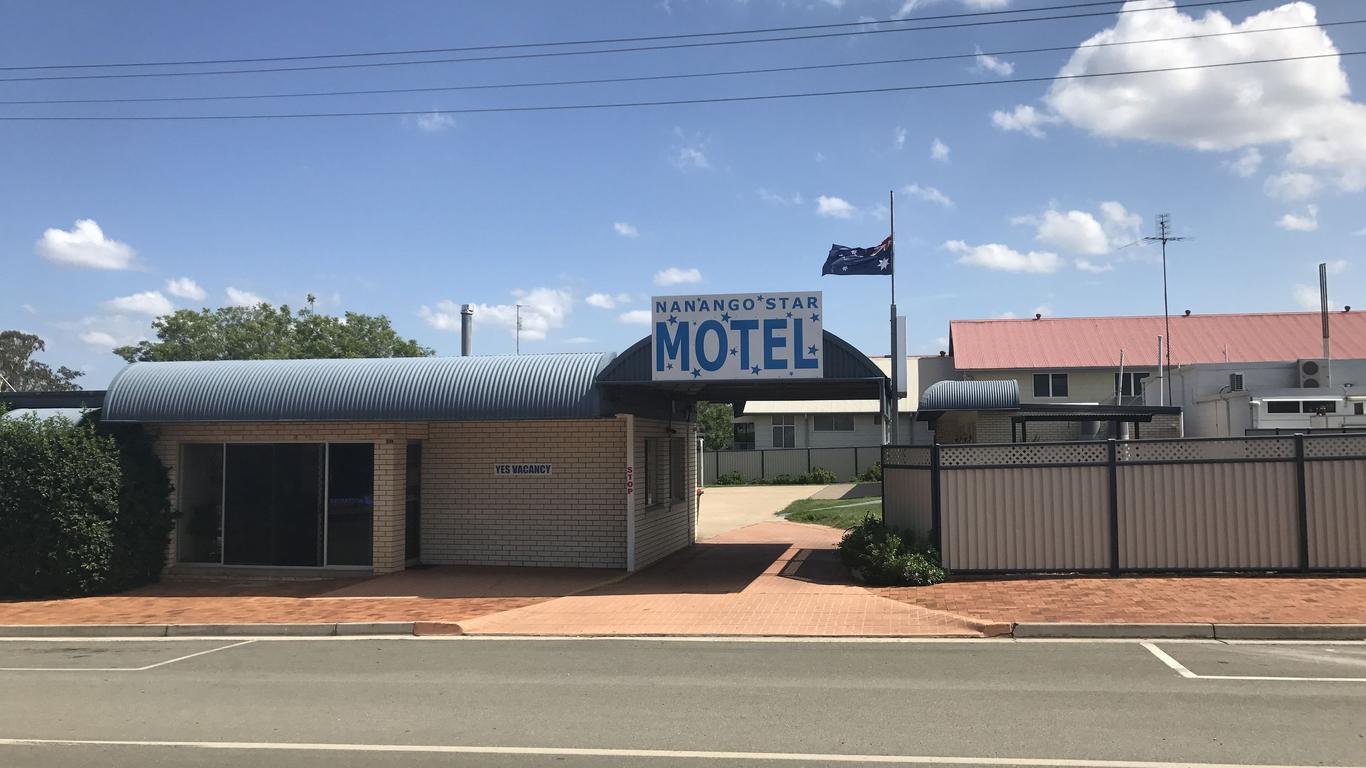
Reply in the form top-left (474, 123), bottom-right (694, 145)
top-left (822, 236), bottom-right (893, 276)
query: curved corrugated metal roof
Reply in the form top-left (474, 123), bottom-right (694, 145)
top-left (919, 379), bottom-right (1019, 411)
top-left (597, 330), bottom-right (886, 383)
top-left (103, 353), bottom-right (614, 423)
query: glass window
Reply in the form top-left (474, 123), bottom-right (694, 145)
top-left (327, 443), bottom-right (374, 567)
top-left (224, 444), bottom-right (324, 567)
top-left (1115, 372), bottom-right (1149, 398)
top-left (405, 441), bottom-right (422, 562)
top-left (733, 423), bottom-right (755, 450)
top-left (1266, 401), bottom-right (1299, 414)
top-left (670, 437), bottom-right (685, 501)
top-left (772, 415), bottom-right (795, 448)
top-left (813, 414), bottom-right (855, 432)
top-left (1301, 400), bottom-right (1337, 414)
top-left (1355, 403), bottom-right (1364, 416)
top-left (644, 439), bottom-right (657, 506)
top-left (177, 444), bottom-right (223, 563)
top-left (1033, 373), bottom-right (1069, 398)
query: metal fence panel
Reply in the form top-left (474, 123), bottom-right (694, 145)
top-left (714, 451), bottom-right (762, 481)
top-left (1117, 462), bottom-right (1299, 570)
top-left (1304, 432), bottom-right (1366, 569)
top-left (809, 448), bottom-right (857, 481)
top-left (883, 466), bottom-right (932, 535)
top-left (764, 449), bottom-right (808, 479)
top-left (941, 466), bottom-right (1110, 572)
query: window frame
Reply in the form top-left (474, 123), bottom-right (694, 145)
top-left (771, 414), bottom-right (796, 448)
top-left (732, 422), bottom-right (755, 451)
top-left (1114, 371), bottom-right (1149, 398)
top-left (670, 437), bottom-right (685, 501)
top-left (1033, 372), bottom-right (1070, 398)
top-left (812, 414), bottom-right (856, 432)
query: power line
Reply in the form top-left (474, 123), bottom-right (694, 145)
top-left (0, 0), bottom-right (1255, 72)
top-left (0, 49), bottom-right (1355, 121)
top-left (2, 18), bottom-right (1353, 107)
top-left (0, 0), bottom-right (1258, 84)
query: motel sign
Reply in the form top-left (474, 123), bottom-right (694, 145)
top-left (650, 291), bottom-right (824, 381)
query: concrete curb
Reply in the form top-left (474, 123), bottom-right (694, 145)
top-left (1012, 623), bottom-right (1366, 640)
top-left (1213, 624), bottom-right (1366, 641)
top-left (0, 622), bottom-right (418, 638)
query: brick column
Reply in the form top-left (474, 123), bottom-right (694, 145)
top-left (372, 438), bottom-right (407, 574)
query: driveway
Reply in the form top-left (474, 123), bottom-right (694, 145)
top-left (696, 484), bottom-right (826, 539)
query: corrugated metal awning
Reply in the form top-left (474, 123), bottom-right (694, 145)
top-left (102, 353), bottom-right (615, 423)
top-left (919, 380), bottom-right (1020, 412)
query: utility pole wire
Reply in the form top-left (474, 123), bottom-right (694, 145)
top-left (0, 0), bottom-right (1258, 84)
top-left (1144, 214), bottom-right (1189, 407)
top-left (1, 49), bottom-right (1358, 121)
top-left (0, 0), bottom-right (1257, 72)
top-left (5, 18), bottom-right (1353, 107)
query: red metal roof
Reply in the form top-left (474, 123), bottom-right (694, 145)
top-left (949, 311), bottom-right (1366, 370)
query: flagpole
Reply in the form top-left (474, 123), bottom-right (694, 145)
top-left (888, 189), bottom-right (899, 446)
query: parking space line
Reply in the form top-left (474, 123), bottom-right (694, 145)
top-left (0, 639), bottom-right (256, 672)
top-left (1141, 641), bottom-right (1366, 683)
top-left (1, 737), bottom-right (1362, 767)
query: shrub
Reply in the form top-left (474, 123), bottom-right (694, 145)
top-left (0, 414), bottom-right (175, 597)
top-left (771, 473), bottom-right (797, 485)
top-left (838, 513), bottom-right (945, 587)
top-left (0, 413), bottom-right (120, 596)
top-left (715, 471), bottom-right (744, 486)
top-left (806, 466), bottom-right (838, 484)
top-left (857, 462), bottom-right (882, 482)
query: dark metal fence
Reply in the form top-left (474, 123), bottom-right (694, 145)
top-left (702, 446), bottom-right (881, 484)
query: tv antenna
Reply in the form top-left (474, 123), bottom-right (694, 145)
top-left (1143, 213), bottom-right (1189, 405)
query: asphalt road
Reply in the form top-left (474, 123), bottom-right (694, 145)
top-left (1, 637), bottom-right (1364, 767)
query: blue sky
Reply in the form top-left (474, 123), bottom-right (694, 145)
top-left (3, 0), bottom-right (1364, 386)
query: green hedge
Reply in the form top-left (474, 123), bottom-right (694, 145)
top-left (837, 514), bottom-right (945, 587)
top-left (0, 413), bottom-right (174, 597)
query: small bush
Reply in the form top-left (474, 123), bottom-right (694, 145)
top-left (806, 466), bottom-right (838, 484)
top-left (857, 462), bottom-right (882, 482)
top-left (838, 513), bottom-right (945, 587)
top-left (715, 471), bottom-right (744, 485)
top-left (771, 473), bottom-right (797, 485)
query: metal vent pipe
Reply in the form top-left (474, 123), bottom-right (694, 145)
top-left (460, 304), bottom-right (474, 356)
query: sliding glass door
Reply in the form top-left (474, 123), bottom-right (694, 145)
top-left (179, 441), bottom-right (374, 568)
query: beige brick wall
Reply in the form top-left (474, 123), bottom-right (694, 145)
top-left (420, 419), bottom-right (627, 569)
top-left (632, 418), bottom-right (697, 570)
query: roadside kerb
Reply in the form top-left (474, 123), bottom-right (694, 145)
top-left (0, 622), bottom-right (419, 638)
top-left (1013, 623), bottom-right (1215, 639)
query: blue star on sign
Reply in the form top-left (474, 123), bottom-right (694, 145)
top-left (751, 365), bottom-right (761, 375)
top-left (810, 313), bottom-right (820, 322)
top-left (668, 314), bottom-right (678, 325)
top-left (808, 345), bottom-right (818, 355)
top-left (785, 312), bottom-right (793, 318)
top-left (666, 363), bottom-right (673, 370)
top-left (729, 347), bottom-right (738, 355)
top-left (720, 312), bottom-right (731, 322)
top-left (691, 368), bottom-right (702, 379)
top-left (756, 294), bottom-right (765, 301)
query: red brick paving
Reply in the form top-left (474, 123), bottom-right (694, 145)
top-left (876, 576), bottom-right (1366, 625)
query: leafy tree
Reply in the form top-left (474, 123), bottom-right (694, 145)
top-left (114, 295), bottom-right (433, 362)
top-left (697, 402), bottom-right (735, 451)
top-left (0, 330), bottom-right (83, 391)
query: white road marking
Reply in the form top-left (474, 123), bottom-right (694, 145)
top-left (0, 738), bottom-right (1360, 767)
top-left (1140, 642), bottom-right (1198, 678)
top-left (1141, 642), bottom-right (1366, 683)
top-left (0, 639), bottom-right (255, 672)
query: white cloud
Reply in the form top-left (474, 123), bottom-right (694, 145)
top-left (35, 219), bottom-right (137, 270)
top-left (944, 240), bottom-right (1063, 274)
top-left (903, 183), bottom-right (954, 208)
top-left (975, 47), bottom-right (1015, 76)
top-left (165, 277), bottom-right (206, 301)
top-left (225, 287), bottom-right (267, 307)
top-left (1263, 171), bottom-right (1320, 201)
top-left (1075, 258), bottom-right (1116, 273)
top-left (105, 290), bottom-right (174, 316)
top-left (757, 188), bottom-right (803, 206)
top-left (671, 128), bottom-right (711, 170)
top-left (564, 336), bottom-right (597, 344)
top-left (586, 292), bottom-right (632, 309)
top-left (1324, 258), bottom-right (1349, 274)
top-left (421, 287), bottom-right (573, 343)
top-left (991, 105), bottom-right (1060, 138)
top-left (613, 222), bottom-right (639, 237)
top-left (894, 126), bottom-right (907, 150)
top-left (654, 267), bottom-right (702, 286)
top-left (21, 304), bottom-right (36, 314)
top-left (414, 113), bottom-right (455, 133)
top-left (992, 311), bottom-right (1018, 319)
top-left (1292, 283), bottom-right (1329, 310)
top-left (1225, 147), bottom-right (1263, 178)
top-left (1033, 304), bottom-right (1054, 317)
top-left (1034, 201), bottom-right (1141, 256)
top-left (1277, 205), bottom-right (1319, 232)
top-left (930, 138), bottom-right (951, 162)
top-left (815, 195), bottom-right (857, 219)
top-left (80, 330), bottom-right (119, 348)
top-left (1027, 0), bottom-right (1366, 191)
top-left (619, 309), bottom-right (652, 325)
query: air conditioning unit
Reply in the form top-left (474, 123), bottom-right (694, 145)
top-left (1228, 372), bottom-right (1245, 392)
top-left (1298, 359), bottom-right (1329, 389)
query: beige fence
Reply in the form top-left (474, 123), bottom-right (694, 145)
top-left (882, 434), bottom-right (1366, 574)
top-left (703, 446), bottom-right (881, 484)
